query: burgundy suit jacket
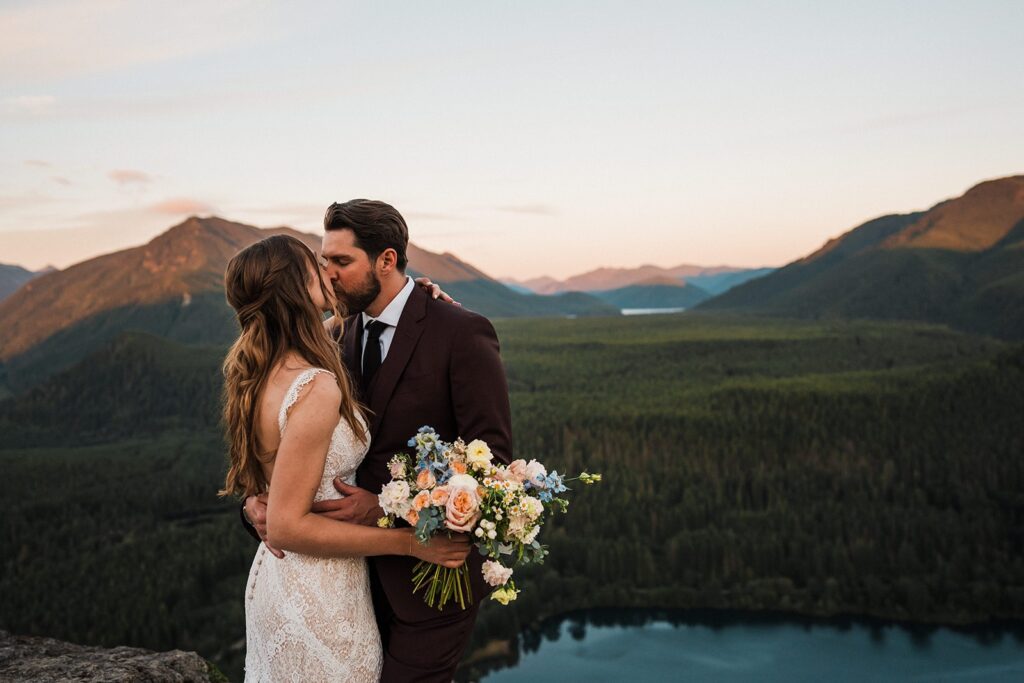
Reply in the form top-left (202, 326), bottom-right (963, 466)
top-left (343, 284), bottom-right (513, 621)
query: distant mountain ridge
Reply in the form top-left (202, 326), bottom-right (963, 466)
top-left (591, 282), bottom-right (711, 310)
top-left (0, 263), bottom-right (50, 303)
top-left (0, 216), bottom-right (614, 394)
top-left (699, 175), bottom-right (1024, 340)
top-left (507, 263), bottom-right (770, 295)
top-left (503, 263), bottom-right (773, 310)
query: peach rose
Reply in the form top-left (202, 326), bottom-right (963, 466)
top-left (506, 459), bottom-right (528, 483)
top-left (412, 490), bottom-right (431, 511)
top-left (430, 486), bottom-right (451, 506)
top-left (525, 459), bottom-right (547, 488)
top-left (404, 508), bottom-right (420, 526)
top-left (451, 461), bottom-right (468, 475)
top-left (445, 486), bottom-right (481, 532)
top-left (416, 468), bottom-right (436, 490)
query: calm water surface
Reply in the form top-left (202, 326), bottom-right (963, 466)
top-left (481, 610), bottom-right (1024, 682)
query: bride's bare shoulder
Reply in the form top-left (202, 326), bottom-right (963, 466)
top-left (293, 371), bottom-right (341, 408)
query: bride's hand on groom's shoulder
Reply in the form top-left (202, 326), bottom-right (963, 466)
top-left (414, 277), bottom-right (460, 306)
top-left (244, 493), bottom-right (286, 559)
top-left (310, 479), bottom-right (385, 526)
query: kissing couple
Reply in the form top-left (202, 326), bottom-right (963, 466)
top-left (221, 199), bottom-right (513, 681)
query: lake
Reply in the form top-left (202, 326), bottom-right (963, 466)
top-left (479, 609), bottom-right (1024, 682)
top-left (620, 307), bottom-right (687, 316)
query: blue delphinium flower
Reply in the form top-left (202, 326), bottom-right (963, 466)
top-left (544, 471), bottom-right (567, 494)
top-left (532, 471), bottom-right (567, 502)
top-left (410, 427), bottom-right (443, 460)
top-left (430, 460), bottom-right (452, 484)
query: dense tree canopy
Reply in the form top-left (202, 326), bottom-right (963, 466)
top-left (1, 315), bottom-right (1021, 680)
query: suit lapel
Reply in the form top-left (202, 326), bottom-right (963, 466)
top-left (367, 285), bottom-right (428, 439)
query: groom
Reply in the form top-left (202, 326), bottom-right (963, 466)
top-left (244, 199), bottom-right (513, 682)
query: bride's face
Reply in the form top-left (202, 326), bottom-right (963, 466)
top-left (306, 261), bottom-right (335, 312)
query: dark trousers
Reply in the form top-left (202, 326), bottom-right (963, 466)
top-left (369, 560), bottom-right (481, 683)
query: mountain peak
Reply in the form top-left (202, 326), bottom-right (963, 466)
top-left (141, 216), bottom-right (267, 275)
top-left (699, 173), bottom-right (1024, 340)
top-left (883, 175), bottom-right (1024, 252)
top-left (155, 214), bottom-right (259, 243)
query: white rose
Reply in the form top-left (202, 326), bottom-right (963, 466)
top-left (525, 460), bottom-right (547, 488)
top-left (481, 560), bottom-right (514, 587)
top-left (521, 525), bottom-right (540, 545)
top-left (521, 495), bottom-right (544, 521)
top-left (389, 460), bottom-right (406, 479)
top-left (506, 511), bottom-right (529, 539)
top-left (465, 439), bottom-right (494, 469)
top-left (447, 473), bottom-right (479, 491)
top-left (378, 480), bottom-right (411, 516)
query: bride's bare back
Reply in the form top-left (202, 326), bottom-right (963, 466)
top-left (251, 351), bottom-right (317, 484)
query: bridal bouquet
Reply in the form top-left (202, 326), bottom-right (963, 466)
top-left (377, 426), bottom-right (601, 610)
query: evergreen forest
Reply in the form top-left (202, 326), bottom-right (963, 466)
top-left (1, 313), bottom-right (1021, 680)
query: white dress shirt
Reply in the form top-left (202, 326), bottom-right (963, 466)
top-left (360, 276), bottom-right (414, 368)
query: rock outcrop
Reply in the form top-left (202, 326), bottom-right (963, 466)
top-left (0, 630), bottom-right (219, 682)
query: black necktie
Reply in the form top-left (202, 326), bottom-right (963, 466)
top-left (361, 320), bottom-right (387, 392)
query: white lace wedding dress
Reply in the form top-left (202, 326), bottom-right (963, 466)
top-left (244, 368), bottom-right (383, 682)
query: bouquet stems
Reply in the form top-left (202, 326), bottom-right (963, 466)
top-left (411, 561), bottom-right (473, 610)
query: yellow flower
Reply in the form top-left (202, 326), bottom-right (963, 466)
top-left (376, 516), bottom-right (393, 528)
top-left (490, 586), bottom-right (518, 605)
top-left (465, 439), bottom-right (493, 469)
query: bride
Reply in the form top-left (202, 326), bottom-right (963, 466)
top-left (219, 234), bottom-right (469, 681)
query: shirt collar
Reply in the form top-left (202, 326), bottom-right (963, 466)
top-left (362, 276), bottom-right (414, 329)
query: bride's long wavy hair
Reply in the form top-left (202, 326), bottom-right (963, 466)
top-left (219, 234), bottom-right (364, 498)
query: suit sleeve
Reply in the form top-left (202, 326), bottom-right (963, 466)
top-left (240, 503), bottom-right (261, 542)
top-left (449, 314), bottom-right (513, 465)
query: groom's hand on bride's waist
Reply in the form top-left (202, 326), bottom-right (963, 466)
top-left (310, 479), bottom-right (384, 526)
top-left (244, 493), bottom-right (286, 559)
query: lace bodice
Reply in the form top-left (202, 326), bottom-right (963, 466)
top-left (277, 368), bottom-right (368, 501)
top-left (244, 368), bottom-right (381, 682)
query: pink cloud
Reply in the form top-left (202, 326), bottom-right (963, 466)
top-left (150, 198), bottom-right (214, 215)
top-left (109, 169), bottom-right (154, 185)
top-left (24, 159), bottom-right (51, 168)
top-left (51, 176), bottom-right (72, 186)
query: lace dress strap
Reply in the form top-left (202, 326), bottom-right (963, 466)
top-left (277, 367), bottom-right (335, 434)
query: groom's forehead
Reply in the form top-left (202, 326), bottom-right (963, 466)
top-left (321, 229), bottom-right (364, 256)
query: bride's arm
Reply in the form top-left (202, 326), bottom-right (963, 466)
top-left (265, 374), bottom-right (467, 566)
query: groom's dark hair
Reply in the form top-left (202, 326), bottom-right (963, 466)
top-left (323, 199), bottom-right (409, 272)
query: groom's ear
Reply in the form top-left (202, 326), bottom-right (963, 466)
top-left (377, 247), bottom-right (399, 274)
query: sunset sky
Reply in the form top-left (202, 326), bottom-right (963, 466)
top-left (2, 0), bottom-right (1022, 279)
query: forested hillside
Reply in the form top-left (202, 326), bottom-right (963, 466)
top-left (1, 314), bottom-right (1021, 681)
top-left (700, 176), bottom-right (1024, 340)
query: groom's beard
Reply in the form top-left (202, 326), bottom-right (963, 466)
top-left (334, 270), bottom-right (381, 316)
